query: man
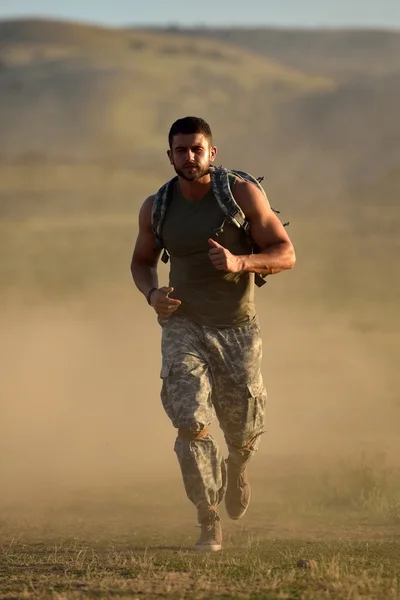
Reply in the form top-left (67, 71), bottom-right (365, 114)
top-left (130, 116), bottom-right (295, 552)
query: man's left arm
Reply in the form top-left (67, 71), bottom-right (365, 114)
top-left (208, 179), bottom-right (296, 276)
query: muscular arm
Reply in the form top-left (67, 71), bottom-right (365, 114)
top-left (233, 179), bottom-right (296, 275)
top-left (130, 195), bottom-right (160, 298)
top-left (130, 196), bottom-right (181, 317)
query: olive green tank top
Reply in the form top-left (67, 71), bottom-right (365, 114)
top-left (161, 181), bottom-right (256, 327)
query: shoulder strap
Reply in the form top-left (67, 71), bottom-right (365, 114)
top-left (151, 176), bottom-right (177, 263)
top-left (230, 170), bottom-right (270, 206)
top-left (215, 166), bottom-right (285, 221)
top-left (210, 166), bottom-right (249, 232)
top-left (210, 165), bottom-right (268, 288)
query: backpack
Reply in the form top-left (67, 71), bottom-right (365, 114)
top-left (151, 165), bottom-right (289, 288)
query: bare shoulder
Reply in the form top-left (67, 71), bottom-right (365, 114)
top-left (140, 194), bottom-right (155, 214)
top-left (138, 194), bottom-right (155, 230)
top-left (232, 178), bottom-right (293, 251)
top-left (232, 178), bottom-right (271, 218)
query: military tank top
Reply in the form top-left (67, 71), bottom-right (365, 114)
top-left (161, 180), bottom-right (256, 327)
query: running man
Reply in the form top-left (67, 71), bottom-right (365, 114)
top-left (130, 116), bottom-right (295, 551)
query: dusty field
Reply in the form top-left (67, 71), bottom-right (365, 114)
top-left (1, 301), bottom-right (399, 599)
top-left (1, 459), bottom-right (400, 600)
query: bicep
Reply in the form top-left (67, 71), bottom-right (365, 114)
top-left (248, 204), bottom-right (291, 251)
top-left (131, 196), bottom-right (161, 266)
top-left (234, 181), bottom-right (291, 250)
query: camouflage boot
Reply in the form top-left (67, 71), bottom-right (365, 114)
top-left (225, 458), bottom-right (251, 520)
top-left (194, 509), bottom-right (222, 552)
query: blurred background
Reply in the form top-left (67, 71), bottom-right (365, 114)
top-left (0, 0), bottom-right (399, 501)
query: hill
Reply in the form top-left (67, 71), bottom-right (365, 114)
top-left (0, 19), bottom-right (331, 166)
top-left (0, 19), bottom-right (398, 201)
top-left (155, 27), bottom-right (400, 81)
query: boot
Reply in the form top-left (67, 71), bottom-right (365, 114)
top-left (194, 509), bottom-right (222, 552)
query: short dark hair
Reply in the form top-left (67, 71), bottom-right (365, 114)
top-left (168, 116), bottom-right (213, 148)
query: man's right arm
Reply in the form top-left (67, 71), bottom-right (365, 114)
top-left (130, 196), bottom-right (181, 317)
top-left (130, 195), bottom-right (160, 300)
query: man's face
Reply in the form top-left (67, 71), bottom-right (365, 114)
top-left (168, 133), bottom-right (217, 182)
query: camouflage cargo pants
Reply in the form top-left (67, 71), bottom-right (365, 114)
top-left (160, 314), bottom-right (267, 520)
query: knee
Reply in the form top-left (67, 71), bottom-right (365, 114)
top-left (227, 433), bottom-right (264, 467)
top-left (177, 425), bottom-right (210, 441)
top-left (226, 431), bottom-right (264, 452)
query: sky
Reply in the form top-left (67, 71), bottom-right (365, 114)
top-left (0, 0), bottom-right (400, 29)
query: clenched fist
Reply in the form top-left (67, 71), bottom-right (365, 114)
top-left (208, 238), bottom-right (243, 273)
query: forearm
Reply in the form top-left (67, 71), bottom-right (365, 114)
top-left (130, 260), bottom-right (159, 298)
top-left (240, 243), bottom-right (296, 276)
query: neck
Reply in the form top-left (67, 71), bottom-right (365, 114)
top-left (178, 174), bottom-right (211, 201)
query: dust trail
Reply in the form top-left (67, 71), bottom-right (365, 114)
top-left (1, 294), bottom-right (398, 510)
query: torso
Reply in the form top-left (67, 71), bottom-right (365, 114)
top-left (161, 180), bottom-right (256, 327)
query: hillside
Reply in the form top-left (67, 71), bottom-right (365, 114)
top-left (156, 27), bottom-right (400, 81)
top-left (152, 27), bottom-right (400, 188)
top-left (0, 20), bottom-right (398, 201)
top-left (0, 19), bottom-right (331, 165)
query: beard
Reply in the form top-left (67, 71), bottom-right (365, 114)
top-left (173, 162), bottom-right (211, 182)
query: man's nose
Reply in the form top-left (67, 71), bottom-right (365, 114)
top-left (186, 150), bottom-right (195, 162)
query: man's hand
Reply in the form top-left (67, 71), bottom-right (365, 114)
top-left (208, 238), bottom-right (243, 273)
top-left (150, 286), bottom-right (181, 318)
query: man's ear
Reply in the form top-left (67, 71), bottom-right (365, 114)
top-left (167, 149), bottom-right (173, 165)
top-left (210, 146), bottom-right (217, 163)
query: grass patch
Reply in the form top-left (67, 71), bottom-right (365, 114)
top-left (1, 456), bottom-right (400, 599)
top-left (1, 537), bottom-right (400, 599)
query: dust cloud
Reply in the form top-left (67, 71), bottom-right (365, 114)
top-left (1, 289), bottom-right (398, 509)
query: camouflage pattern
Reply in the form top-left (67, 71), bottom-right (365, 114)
top-left (210, 166), bottom-right (270, 232)
top-left (160, 314), bottom-right (267, 521)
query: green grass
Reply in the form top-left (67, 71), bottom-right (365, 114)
top-left (1, 456), bottom-right (400, 599)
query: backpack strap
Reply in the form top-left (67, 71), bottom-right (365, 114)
top-left (210, 165), bottom-right (268, 287)
top-left (228, 169), bottom-right (270, 202)
top-left (223, 168), bottom-right (288, 223)
top-left (151, 176), bottom-right (177, 264)
top-left (210, 165), bottom-right (250, 233)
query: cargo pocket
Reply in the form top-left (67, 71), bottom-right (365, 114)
top-left (247, 374), bottom-right (264, 400)
top-left (160, 361), bottom-right (176, 423)
top-left (246, 374), bottom-right (267, 440)
top-left (160, 361), bottom-right (172, 379)
top-left (217, 374), bottom-right (267, 450)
